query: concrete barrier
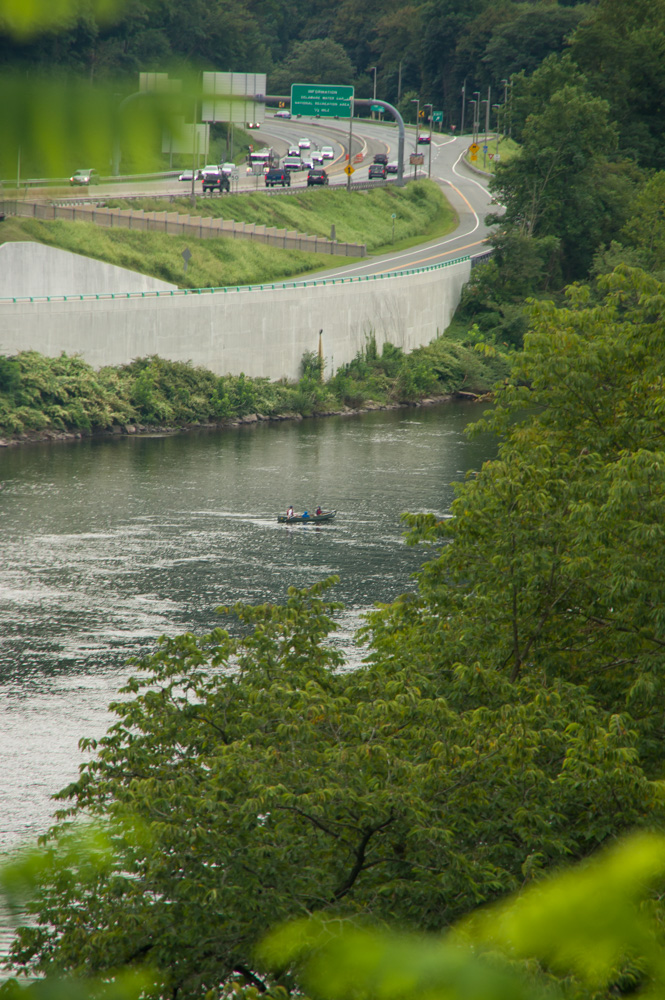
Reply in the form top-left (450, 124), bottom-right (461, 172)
top-left (0, 254), bottom-right (471, 381)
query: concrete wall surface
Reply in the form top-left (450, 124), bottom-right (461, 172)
top-left (0, 259), bottom-right (471, 380)
top-left (0, 242), bottom-right (177, 298)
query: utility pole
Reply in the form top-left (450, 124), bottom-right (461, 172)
top-left (425, 102), bottom-right (433, 178)
top-left (460, 79), bottom-right (466, 136)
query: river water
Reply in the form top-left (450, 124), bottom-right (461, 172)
top-left (0, 404), bottom-right (494, 855)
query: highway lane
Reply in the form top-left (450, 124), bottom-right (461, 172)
top-left (44, 114), bottom-right (496, 281)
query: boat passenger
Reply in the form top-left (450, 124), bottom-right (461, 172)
top-left (287, 505), bottom-right (294, 518)
top-left (315, 506), bottom-right (322, 516)
top-left (302, 510), bottom-right (310, 520)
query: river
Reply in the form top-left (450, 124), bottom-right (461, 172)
top-left (0, 403), bottom-right (495, 855)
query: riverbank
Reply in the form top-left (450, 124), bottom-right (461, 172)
top-left (0, 337), bottom-right (510, 448)
top-left (0, 393), bottom-right (475, 448)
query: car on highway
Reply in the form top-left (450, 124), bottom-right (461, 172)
top-left (70, 168), bottom-right (100, 186)
top-left (307, 168), bottom-right (329, 187)
top-left (386, 161), bottom-right (399, 174)
top-left (321, 146), bottom-right (334, 159)
top-left (287, 146), bottom-right (301, 157)
top-left (246, 122), bottom-right (261, 129)
top-left (201, 167), bottom-right (230, 194)
top-left (274, 110), bottom-right (291, 118)
top-left (179, 170), bottom-right (195, 181)
top-left (311, 149), bottom-right (324, 164)
top-left (373, 153), bottom-right (388, 165)
top-left (368, 163), bottom-right (387, 180)
top-left (418, 133), bottom-right (431, 144)
top-left (298, 138), bottom-right (311, 149)
top-left (221, 162), bottom-right (235, 177)
top-left (283, 156), bottom-right (303, 171)
top-left (265, 168), bottom-right (291, 187)
top-left (300, 155), bottom-right (314, 170)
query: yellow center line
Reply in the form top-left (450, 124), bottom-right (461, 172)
top-left (372, 238), bottom-right (488, 275)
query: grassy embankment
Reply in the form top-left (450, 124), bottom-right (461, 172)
top-left (0, 181), bottom-right (455, 289)
top-left (465, 135), bottom-right (519, 174)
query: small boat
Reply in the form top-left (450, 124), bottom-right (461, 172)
top-left (277, 510), bottom-right (336, 524)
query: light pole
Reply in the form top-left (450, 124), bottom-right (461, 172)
top-left (469, 99), bottom-right (477, 148)
top-left (369, 67), bottom-right (377, 118)
top-left (425, 102), bottom-right (433, 178)
top-left (460, 78), bottom-right (466, 136)
top-left (411, 97), bottom-right (420, 178)
top-left (492, 103), bottom-right (501, 160)
top-left (472, 91), bottom-right (480, 145)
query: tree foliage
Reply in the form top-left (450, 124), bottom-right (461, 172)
top-left (8, 267), bottom-right (665, 999)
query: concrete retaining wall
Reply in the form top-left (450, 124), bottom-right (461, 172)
top-left (0, 259), bottom-right (471, 381)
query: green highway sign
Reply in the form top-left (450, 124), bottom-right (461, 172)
top-left (291, 84), bottom-right (354, 117)
top-left (371, 104), bottom-right (384, 113)
top-left (433, 110), bottom-right (443, 122)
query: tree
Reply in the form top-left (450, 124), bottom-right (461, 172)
top-left (489, 84), bottom-right (633, 279)
top-left (13, 266), bottom-right (665, 996)
top-left (267, 38), bottom-right (354, 94)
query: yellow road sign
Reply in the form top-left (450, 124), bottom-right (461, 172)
top-left (469, 143), bottom-right (479, 153)
top-left (344, 164), bottom-right (355, 175)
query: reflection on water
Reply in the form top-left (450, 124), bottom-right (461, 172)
top-left (0, 404), bottom-right (495, 851)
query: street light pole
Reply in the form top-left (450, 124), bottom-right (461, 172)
top-left (425, 102), bottom-right (433, 178)
top-left (411, 97), bottom-right (419, 179)
top-left (369, 67), bottom-right (377, 118)
top-left (472, 91), bottom-right (480, 145)
top-left (460, 78), bottom-right (466, 136)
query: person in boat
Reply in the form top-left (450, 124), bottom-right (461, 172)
top-left (286, 505), bottom-right (294, 519)
top-left (302, 510), bottom-right (310, 520)
top-left (315, 506), bottom-right (322, 516)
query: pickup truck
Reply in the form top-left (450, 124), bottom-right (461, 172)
top-left (265, 168), bottom-right (291, 187)
top-left (202, 168), bottom-right (230, 194)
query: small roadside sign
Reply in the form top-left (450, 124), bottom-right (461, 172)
top-left (483, 144), bottom-right (488, 153)
top-left (344, 164), bottom-right (355, 175)
top-left (470, 152), bottom-right (478, 161)
top-left (433, 110), bottom-right (443, 122)
top-left (469, 143), bottom-right (479, 154)
top-left (371, 104), bottom-right (383, 113)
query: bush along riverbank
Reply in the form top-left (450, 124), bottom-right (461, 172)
top-left (0, 336), bottom-right (510, 446)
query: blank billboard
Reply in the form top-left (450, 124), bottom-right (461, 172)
top-left (201, 72), bottom-right (266, 124)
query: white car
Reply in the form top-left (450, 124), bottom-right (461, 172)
top-left (287, 146), bottom-right (300, 157)
top-left (311, 150), bottom-right (324, 164)
top-left (321, 146), bottom-right (334, 160)
top-left (274, 110), bottom-right (291, 119)
top-left (300, 155), bottom-right (314, 170)
top-left (298, 138), bottom-right (311, 149)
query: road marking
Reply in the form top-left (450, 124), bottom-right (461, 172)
top-left (367, 239), bottom-right (488, 275)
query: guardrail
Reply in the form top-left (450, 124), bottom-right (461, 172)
top-left (0, 199), bottom-right (366, 258)
top-left (0, 254), bottom-right (470, 304)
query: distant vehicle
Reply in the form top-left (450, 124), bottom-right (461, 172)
top-left (220, 162), bottom-right (235, 177)
top-left (298, 138), bottom-right (311, 149)
top-left (70, 168), bottom-right (100, 186)
top-left (300, 155), bottom-right (314, 170)
top-left (386, 162), bottom-right (399, 174)
top-left (265, 168), bottom-right (291, 187)
top-left (283, 156), bottom-right (303, 171)
top-left (418, 133), bottom-right (431, 144)
top-left (368, 163), bottom-right (387, 180)
top-left (274, 110), bottom-right (291, 118)
top-left (307, 168), bottom-right (329, 187)
top-left (247, 122), bottom-right (261, 129)
top-left (178, 170), bottom-right (194, 181)
top-left (373, 153), bottom-right (388, 165)
top-left (287, 146), bottom-right (301, 157)
top-left (201, 168), bottom-right (230, 194)
top-left (321, 146), bottom-right (334, 159)
top-left (311, 150), bottom-right (324, 164)
top-left (248, 148), bottom-right (276, 170)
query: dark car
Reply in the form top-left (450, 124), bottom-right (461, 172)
top-left (307, 168), bottom-right (329, 187)
top-left (418, 133), bottom-right (431, 144)
top-left (373, 153), bottom-right (388, 165)
top-left (386, 161), bottom-right (399, 174)
top-left (265, 168), bottom-right (291, 187)
top-left (202, 169), bottom-right (230, 194)
top-left (368, 163), bottom-right (387, 180)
